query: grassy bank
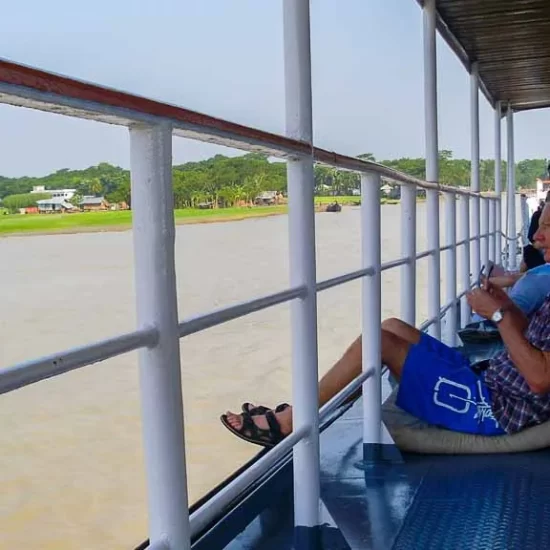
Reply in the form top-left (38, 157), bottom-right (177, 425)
top-left (0, 198), bottom-right (404, 236)
top-left (0, 206), bottom-right (289, 236)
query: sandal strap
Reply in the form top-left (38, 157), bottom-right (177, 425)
top-left (265, 410), bottom-right (283, 442)
top-left (241, 411), bottom-right (280, 445)
top-left (242, 402), bottom-right (290, 416)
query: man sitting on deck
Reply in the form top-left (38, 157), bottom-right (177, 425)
top-left (221, 204), bottom-right (550, 447)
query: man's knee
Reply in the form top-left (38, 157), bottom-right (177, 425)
top-left (381, 328), bottom-right (410, 377)
top-left (381, 317), bottom-right (409, 333)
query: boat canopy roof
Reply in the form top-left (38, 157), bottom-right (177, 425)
top-left (418, 0), bottom-right (550, 113)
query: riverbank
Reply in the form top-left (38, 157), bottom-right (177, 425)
top-left (0, 198), bottom-right (400, 237)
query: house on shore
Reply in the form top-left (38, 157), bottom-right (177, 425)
top-left (80, 196), bottom-right (109, 211)
top-left (36, 197), bottom-right (75, 213)
top-left (31, 186), bottom-right (76, 200)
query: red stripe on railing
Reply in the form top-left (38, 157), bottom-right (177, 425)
top-left (0, 59), bottom-right (494, 198)
top-left (0, 59), bottom-right (310, 154)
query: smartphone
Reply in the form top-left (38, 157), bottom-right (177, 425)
top-left (477, 265), bottom-right (485, 287)
top-left (483, 264), bottom-right (495, 290)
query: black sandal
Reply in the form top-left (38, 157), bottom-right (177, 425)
top-left (220, 410), bottom-right (285, 448)
top-left (241, 402), bottom-right (290, 416)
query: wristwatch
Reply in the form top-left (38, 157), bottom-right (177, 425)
top-left (491, 309), bottom-right (504, 324)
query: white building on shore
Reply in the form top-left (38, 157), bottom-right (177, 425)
top-left (31, 185), bottom-right (76, 200)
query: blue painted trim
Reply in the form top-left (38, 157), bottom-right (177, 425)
top-left (192, 458), bottom-right (294, 550)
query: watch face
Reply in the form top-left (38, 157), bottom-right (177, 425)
top-left (492, 310), bottom-right (503, 323)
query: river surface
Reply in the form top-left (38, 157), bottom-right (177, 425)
top-left (0, 201), bottom-right (512, 549)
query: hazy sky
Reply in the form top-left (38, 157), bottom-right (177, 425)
top-left (1, 0), bottom-right (549, 177)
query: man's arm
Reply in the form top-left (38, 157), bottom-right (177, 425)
top-left (468, 284), bottom-right (550, 394)
top-left (488, 273), bottom-right (523, 289)
top-left (498, 314), bottom-right (550, 394)
top-left (500, 299), bottom-right (529, 334)
top-left (485, 282), bottom-right (529, 333)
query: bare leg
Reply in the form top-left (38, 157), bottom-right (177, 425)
top-left (224, 328), bottom-right (411, 436)
top-left (381, 317), bottom-right (422, 346)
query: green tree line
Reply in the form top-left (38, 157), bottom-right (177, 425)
top-left (1, 192), bottom-right (52, 210)
top-left (0, 151), bottom-right (546, 209)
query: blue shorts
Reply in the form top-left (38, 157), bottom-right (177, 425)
top-left (395, 333), bottom-right (505, 436)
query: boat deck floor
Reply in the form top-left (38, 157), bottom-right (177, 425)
top-left (223, 395), bottom-right (550, 550)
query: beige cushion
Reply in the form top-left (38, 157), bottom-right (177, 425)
top-left (382, 387), bottom-right (550, 454)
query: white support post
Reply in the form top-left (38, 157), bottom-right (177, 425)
top-left (283, 0), bottom-right (320, 539)
top-left (520, 194), bottom-right (530, 246)
top-left (489, 198), bottom-right (496, 264)
top-left (444, 192), bottom-right (457, 346)
top-left (423, 0), bottom-right (440, 339)
top-left (130, 123), bottom-right (190, 550)
top-left (400, 185), bottom-right (417, 326)
top-left (471, 62), bottom-right (481, 279)
top-left (507, 104), bottom-right (517, 270)
top-left (361, 172), bottom-right (382, 450)
top-left (495, 101), bottom-right (502, 264)
top-left (481, 197), bottom-right (489, 270)
top-left (460, 195), bottom-right (471, 326)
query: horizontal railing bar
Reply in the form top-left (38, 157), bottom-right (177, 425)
top-left (381, 257), bottom-right (409, 271)
top-left (416, 249), bottom-right (435, 260)
top-left (457, 287), bottom-right (472, 300)
top-left (0, 257), bottom-right (495, 397)
top-left (439, 298), bottom-right (457, 316)
top-left (500, 231), bottom-right (522, 242)
top-left (0, 58), bottom-right (494, 198)
top-left (178, 286), bottom-right (306, 338)
top-left (314, 151), bottom-right (486, 197)
top-left (419, 282), bottom-right (476, 332)
top-left (418, 315), bottom-right (438, 332)
top-left (189, 424), bottom-right (310, 538)
top-left (316, 268), bottom-right (375, 292)
top-left (441, 231), bottom-right (499, 252)
top-left (0, 328), bottom-right (158, 396)
top-left (319, 367), bottom-right (374, 421)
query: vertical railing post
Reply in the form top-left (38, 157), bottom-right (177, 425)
top-left (400, 185), bottom-right (416, 326)
top-left (423, 0), bottom-right (441, 339)
top-left (460, 195), bottom-right (471, 327)
top-left (481, 196), bottom-right (489, 269)
top-left (444, 191), bottom-right (457, 346)
top-left (362, 172), bottom-right (382, 454)
top-left (489, 198), bottom-right (496, 264)
top-left (507, 104), bottom-right (517, 270)
top-left (520, 194), bottom-right (529, 246)
top-left (495, 101), bottom-right (502, 264)
top-left (470, 62), bottom-right (481, 280)
top-left (283, 0), bottom-right (320, 543)
top-left (130, 123), bottom-right (190, 550)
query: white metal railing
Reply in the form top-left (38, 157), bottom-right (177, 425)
top-left (0, 0), bottom-right (520, 548)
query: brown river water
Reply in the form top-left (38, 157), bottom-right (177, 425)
top-left (0, 201), bottom-right (501, 548)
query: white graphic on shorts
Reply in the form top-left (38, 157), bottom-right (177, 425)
top-left (433, 377), bottom-right (499, 427)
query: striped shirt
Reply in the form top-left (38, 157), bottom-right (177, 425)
top-left (485, 294), bottom-right (550, 433)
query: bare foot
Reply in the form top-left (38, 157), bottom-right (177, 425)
top-left (224, 406), bottom-right (293, 436)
